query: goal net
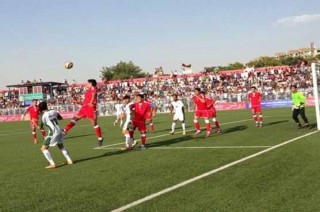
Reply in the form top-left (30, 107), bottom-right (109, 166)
top-left (311, 63), bottom-right (320, 130)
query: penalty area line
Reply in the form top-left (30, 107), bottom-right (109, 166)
top-left (111, 130), bottom-right (319, 212)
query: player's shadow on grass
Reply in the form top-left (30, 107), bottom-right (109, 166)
top-left (308, 123), bottom-right (317, 129)
top-left (263, 120), bottom-right (288, 126)
top-left (72, 136), bottom-right (194, 164)
top-left (65, 134), bottom-right (94, 140)
top-left (147, 135), bottom-right (194, 148)
top-left (220, 125), bottom-right (247, 135)
top-left (73, 150), bottom-right (130, 164)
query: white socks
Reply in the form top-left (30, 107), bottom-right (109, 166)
top-left (61, 148), bottom-right (72, 162)
top-left (42, 150), bottom-right (55, 165)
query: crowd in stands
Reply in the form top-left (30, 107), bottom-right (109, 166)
top-left (0, 65), bottom-right (315, 115)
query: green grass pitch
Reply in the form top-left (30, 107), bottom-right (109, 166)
top-left (1, 107), bottom-right (320, 212)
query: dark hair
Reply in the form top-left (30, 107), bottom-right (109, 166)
top-left (195, 88), bottom-right (201, 92)
top-left (88, 79), bottom-right (97, 87)
top-left (32, 99), bottom-right (37, 102)
top-left (136, 93), bottom-right (144, 98)
top-left (123, 95), bottom-right (130, 100)
top-left (250, 86), bottom-right (256, 89)
top-left (38, 101), bottom-right (48, 112)
top-left (290, 84), bottom-right (297, 88)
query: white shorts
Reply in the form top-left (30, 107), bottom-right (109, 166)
top-left (44, 128), bottom-right (64, 147)
top-left (173, 113), bottom-right (185, 122)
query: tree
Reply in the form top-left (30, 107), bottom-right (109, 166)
top-left (205, 62), bottom-right (245, 72)
top-left (100, 61), bottom-right (146, 81)
top-left (246, 56), bottom-right (281, 68)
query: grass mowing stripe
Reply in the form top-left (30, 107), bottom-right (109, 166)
top-left (94, 117), bottom-right (269, 149)
top-left (111, 130), bottom-right (319, 212)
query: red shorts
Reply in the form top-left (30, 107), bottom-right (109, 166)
top-left (195, 110), bottom-right (209, 118)
top-left (77, 105), bottom-right (97, 119)
top-left (30, 118), bottom-right (39, 129)
top-left (132, 120), bottom-right (146, 132)
top-left (208, 108), bottom-right (216, 118)
top-left (251, 106), bottom-right (262, 114)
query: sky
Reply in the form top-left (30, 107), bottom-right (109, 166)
top-left (0, 0), bottom-right (320, 89)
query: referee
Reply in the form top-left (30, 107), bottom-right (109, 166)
top-left (290, 85), bottom-right (309, 128)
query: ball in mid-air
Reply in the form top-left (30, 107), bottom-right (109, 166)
top-left (64, 61), bottom-right (73, 69)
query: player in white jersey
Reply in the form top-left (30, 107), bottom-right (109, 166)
top-left (38, 102), bottom-right (73, 169)
top-left (121, 95), bottom-right (134, 150)
top-left (113, 99), bottom-right (124, 127)
top-left (169, 94), bottom-right (186, 135)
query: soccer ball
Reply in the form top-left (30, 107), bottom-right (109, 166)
top-left (64, 61), bottom-right (73, 69)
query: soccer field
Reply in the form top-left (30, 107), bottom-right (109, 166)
top-left (1, 107), bottom-right (320, 212)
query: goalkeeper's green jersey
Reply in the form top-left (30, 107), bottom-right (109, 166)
top-left (291, 92), bottom-right (306, 108)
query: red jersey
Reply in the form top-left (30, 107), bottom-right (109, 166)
top-left (193, 94), bottom-right (207, 110)
top-left (133, 102), bottom-right (150, 122)
top-left (248, 92), bottom-right (261, 106)
top-left (83, 86), bottom-right (98, 105)
top-left (205, 97), bottom-right (214, 110)
top-left (26, 106), bottom-right (40, 119)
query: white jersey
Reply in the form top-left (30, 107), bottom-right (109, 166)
top-left (115, 103), bottom-right (124, 115)
top-left (123, 102), bottom-right (134, 130)
top-left (171, 100), bottom-right (185, 121)
top-left (171, 100), bottom-right (184, 115)
top-left (41, 110), bottom-right (63, 146)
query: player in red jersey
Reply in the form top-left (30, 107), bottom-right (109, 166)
top-left (144, 94), bottom-right (157, 132)
top-left (129, 94), bottom-right (150, 149)
top-left (247, 86), bottom-right (263, 127)
top-left (22, 99), bottom-right (46, 144)
top-left (63, 79), bottom-right (104, 146)
top-left (192, 88), bottom-right (211, 137)
top-left (205, 93), bottom-right (221, 133)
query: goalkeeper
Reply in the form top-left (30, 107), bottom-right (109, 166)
top-left (290, 85), bottom-right (309, 128)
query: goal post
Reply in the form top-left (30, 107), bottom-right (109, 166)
top-left (311, 63), bottom-right (320, 130)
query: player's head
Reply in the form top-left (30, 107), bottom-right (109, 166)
top-left (290, 84), bottom-right (297, 92)
top-left (123, 95), bottom-right (130, 104)
top-left (194, 88), bottom-right (201, 95)
top-left (173, 94), bottom-right (178, 101)
top-left (38, 101), bottom-right (48, 112)
top-left (87, 79), bottom-right (97, 88)
top-left (250, 86), bottom-right (256, 92)
top-left (31, 99), bottom-right (37, 106)
top-left (200, 89), bottom-right (206, 95)
top-left (135, 94), bottom-right (144, 103)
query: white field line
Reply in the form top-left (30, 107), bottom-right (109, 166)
top-left (111, 130), bottom-right (319, 212)
top-left (97, 146), bottom-right (272, 150)
top-left (94, 117), bottom-right (263, 150)
top-left (0, 124), bottom-right (93, 137)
